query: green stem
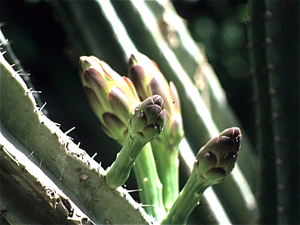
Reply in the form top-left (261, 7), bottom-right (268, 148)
top-left (133, 143), bottom-right (166, 221)
top-left (265, 0), bottom-right (300, 223)
top-left (161, 170), bottom-right (210, 224)
top-left (247, 1), bottom-right (276, 224)
top-left (106, 132), bottom-right (145, 189)
top-left (151, 141), bottom-right (179, 212)
top-left (106, 136), bottom-right (166, 221)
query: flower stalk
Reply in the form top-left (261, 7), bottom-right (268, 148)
top-left (106, 95), bottom-right (166, 189)
top-left (128, 52), bottom-right (184, 211)
top-left (162, 127), bottom-right (242, 224)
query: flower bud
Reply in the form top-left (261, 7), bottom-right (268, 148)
top-left (128, 52), bottom-right (184, 150)
top-left (129, 95), bottom-right (166, 144)
top-left (195, 127), bottom-right (242, 183)
top-left (106, 95), bottom-right (166, 189)
top-left (79, 56), bottom-right (140, 144)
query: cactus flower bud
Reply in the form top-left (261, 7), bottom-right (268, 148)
top-left (79, 56), bottom-right (166, 219)
top-left (128, 52), bottom-right (184, 211)
top-left (195, 127), bottom-right (241, 183)
top-left (79, 56), bottom-right (140, 144)
top-left (106, 95), bottom-right (166, 189)
top-left (162, 127), bottom-right (242, 224)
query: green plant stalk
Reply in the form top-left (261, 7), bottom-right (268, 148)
top-left (133, 143), bottom-right (166, 221)
top-left (128, 52), bottom-right (183, 212)
top-left (104, 90), bottom-right (168, 220)
top-left (265, 0), bottom-right (300, 223)
top-left (106, 140), bottom-right (166, 221)
top-left (178, 138), bottom-right (231, 225)
top-left (106, 133), bottom-right (146, 189)
top-left (161, 171), bottom-right (210, 224)
top-left (247, 1), bottom-right (276, 224)
top-left (151, 141), bottom-right (179, 211)
top-left (163, 126), bottom-right (242, 225)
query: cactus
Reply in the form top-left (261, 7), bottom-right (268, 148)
top-left (1, 0), bottom-right (299, 224)
top-left (0, 46), bottom-right (154, 224)
top-left (247, 0), bottom-right (300, 224)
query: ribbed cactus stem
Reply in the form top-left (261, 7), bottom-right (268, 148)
top-left (247, 1), bottom-right (276, 224)
top-left (265, 0), bottom-right (300, 223)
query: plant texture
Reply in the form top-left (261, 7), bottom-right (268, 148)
top-left (0, 0), bottom-right (299, 224)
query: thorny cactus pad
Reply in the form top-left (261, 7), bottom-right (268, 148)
top-left (162, 127), bottom-right (242, 224)
top-left (106, 95), bottom-right (166, 189)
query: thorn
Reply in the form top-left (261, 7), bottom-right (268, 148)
top-left (0, 39), bottom-right (8, 46)
top-left (91, 152), bottom-right (97, 159)
top-left (140, 203), bottom-right (155, 208)
top-left (1, 51), bottom-right (7, 55)
top-left (77, 142), bottom-right (81, 147)
top-left (15, 69), bottom-right (23, 73)
top-left (27, 151), bottom-right (34, 159)
top-left (127, 189), bottom-right (143, 193)
top-left (15, 69), bottom-right (30, 76)
top-left (39, 102), bottom-right (47, 112)
top-left (26, 88), bottom-right (42, 95)
top-left (18, 72), bottom-right (31, 76)
top-left (54, 122), bottom-right (61, 128)
top-left (64, 127), bottom-right (75, 135)
top-left (39, 159), bottom-right (43, 168)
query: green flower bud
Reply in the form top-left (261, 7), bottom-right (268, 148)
top-left (79, 56), bottom-right (140, 144)
top-left (128, 53), bottom-right (184, 146)
top-left (195, 127), bottom-right (242, 183)
top-left (162, 127), bottom-right (242, 224)
top-left (129, 95), bottom-right (166, 144)
top-left (128, 52), bottom-right (184, 211)
top-left (106, 95), bottom-right (166, 189)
